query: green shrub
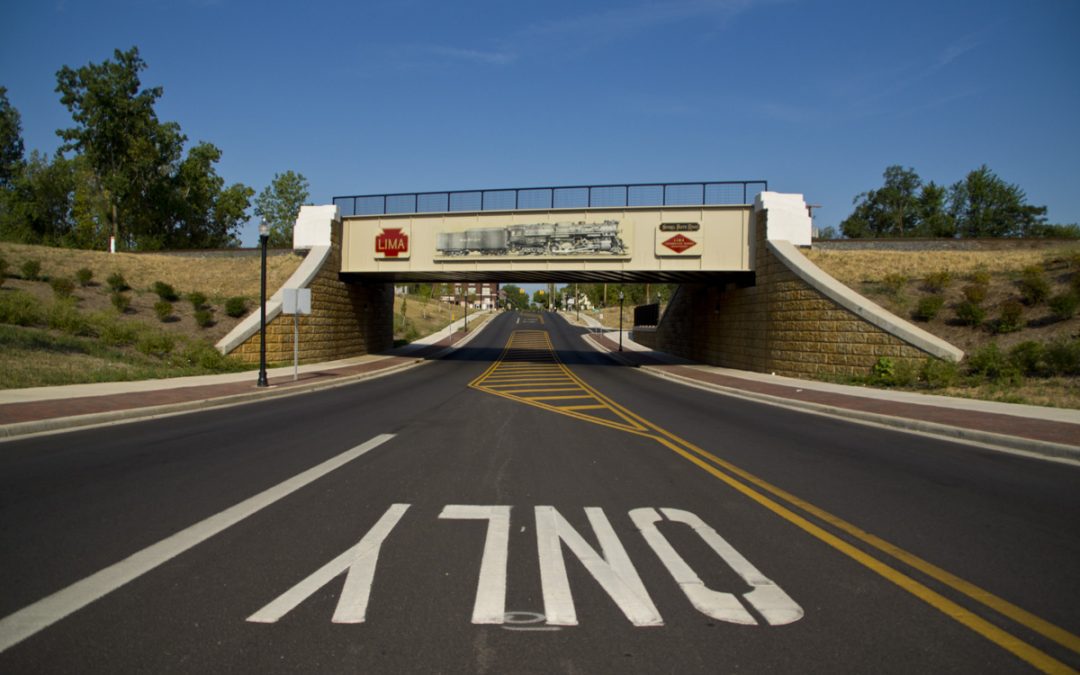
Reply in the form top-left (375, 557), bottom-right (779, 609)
top-left (106, 272), bottom-right (128, 292)
top-left (136, 332), bottom-right (175, 357)
top-left (1048, 292), bottom-right (1079, 320)
top-left (46, 300), bottom-right (93, 336)
top-left (922, 270), bottom-right (952, 293)
top-left (92, 313), bottom-right (141, 346)
top-left (913, 295), bottom-right (944, 322)
top-left (1018, 265), bottom-right (1051, 306)
top-left (110, 291), bottom-right (131, 313)
top-left (966, 343), bottom-right (1021, 384)
top-left (920, 358), bottom-right (958, 389)
top-left (50, 277), bottom-right (76, 299)
top-left (224, 296), bottom-right (247, 318)
top-left (0, 256), bottom-right (7, 287)
top-left (1008, 341), bottom-right (1048, 377)
top-left (961, 283), bottom-right (987, 304)
top-left (871, 357), bottom-right (895, 385)
top-left (188, 291), bottom-right (208, 310)
top-left (21, 259), bottom-right (41, 281)
top-left (194, 308), bottom-right (214, 328)
top-left (881, 273), bottom-right (908, 296)
top-left (75, 268), bottom-right (93, 286)
top-left (181, 341), bottom-right (235, 370)
top-left (0, 291), bottom-right (43, 326)
top-left (955, 300), bottom-right (985, 327)
top-left (152, 281), bottom-right (179, 302)
top-left (970, 268), bottom-right (991, 287)
top-left (993, 300), bottom-right (1025, 334)
top-left (154, 300), bottom-right (174, 322)
top-left (1045, 338), bottom-right (1080, 376)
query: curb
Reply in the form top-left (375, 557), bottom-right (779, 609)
top-left (0, 357), bottom-right (423, 443)
top-left (581, 334), bottom-right (1080, 465)
top-left (0, 314), bottom-right (499, 443)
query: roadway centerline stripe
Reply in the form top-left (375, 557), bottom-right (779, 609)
top-left (471, 328), bottom-right (1079, 672)
top-left (590, 391), bottom-right (1080, 658)
top-left (647, 434), bottom-right (1076, 674)
top-left (0, 433), bottom-right (397, 654)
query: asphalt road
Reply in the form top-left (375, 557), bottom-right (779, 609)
top-left (1, 311), bottom-right (1077, 673)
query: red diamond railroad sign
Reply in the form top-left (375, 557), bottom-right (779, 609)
top-left (662, 233), bottom-right (697, 254)
top-left (375, 228), bottom-right (409, 257)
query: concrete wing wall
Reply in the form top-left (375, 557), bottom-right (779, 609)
top-left (217, 207), bottom-right (394, 364)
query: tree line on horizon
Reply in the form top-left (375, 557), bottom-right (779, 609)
top-left (830, 165), bottom-right (1078, 240)
top-left (0, 47), bottom-right (308, 251)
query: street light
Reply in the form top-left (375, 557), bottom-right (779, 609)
top-left (618, 289), bottom-right (625, 352)
top-left (256, 219), bottom-right (269, 388)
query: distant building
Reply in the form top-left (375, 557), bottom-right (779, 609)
top-left (438, 282), bottom-right (499, 310)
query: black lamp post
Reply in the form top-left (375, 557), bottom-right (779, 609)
top-left (618, 289), bottom-right (625, 352)
top-left (256, 219), bottom-right (269, 388)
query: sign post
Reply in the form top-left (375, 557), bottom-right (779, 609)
top-left (282, 288), bottom-right (312, 381)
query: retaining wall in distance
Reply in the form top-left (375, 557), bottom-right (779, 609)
top-left (638, 195), bottom-right (962, 378)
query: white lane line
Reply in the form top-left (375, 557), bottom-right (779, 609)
top-left (248, 503), bottom-right (410, 624)
top-left (439, 505), bottom-right (511, 624)
top-left (0, 433), bottom-right (396, 653)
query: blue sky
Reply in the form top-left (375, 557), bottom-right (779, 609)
top-left (2, 0), bottom-right (1079, 250)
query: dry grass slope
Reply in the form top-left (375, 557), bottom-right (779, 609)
top-left (0, 242), bottom-right (303, 299)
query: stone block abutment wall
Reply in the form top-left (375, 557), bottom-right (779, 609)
top-left (638, 194), bottom-right (963, 379)
top-left (217, 206), bottom-right (394, 365)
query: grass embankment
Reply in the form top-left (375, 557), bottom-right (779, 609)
top-left (0, 242), bottom-right (468, 389)
top-left (390, 293), bottom-right (466, 345)
top-left (0, 242), bottom-right (304, 389)
top-left (805, 245), bottom-right (1080, 408)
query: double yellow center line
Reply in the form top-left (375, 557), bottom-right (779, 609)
top-left (470, 330), bottom-right (646, 433)
top-left (471, 329), bottom-right (1080, 674)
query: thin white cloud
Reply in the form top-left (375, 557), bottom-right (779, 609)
top-left (508, 0), bottom-right (787, 54)
top-left (373, 0), bottom-right (786, 75)
top-left (426, 46), bottom-right (516, 66)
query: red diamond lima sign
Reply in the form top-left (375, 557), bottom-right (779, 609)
top-left (375, 227), bottom-right (409, 258)
top-left (662, 233), bottom-right (697, 254)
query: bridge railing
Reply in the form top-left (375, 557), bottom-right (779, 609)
top-left (333, 180), bottom-right (768, 217)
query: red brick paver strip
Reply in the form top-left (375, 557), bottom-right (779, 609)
top-left (590, 335), bottom-right (1080, 448)
top-left (0, 332), bottom-right (466, 427)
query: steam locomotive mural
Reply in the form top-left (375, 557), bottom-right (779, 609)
top-left (435, 220), bottom-right (628, 257)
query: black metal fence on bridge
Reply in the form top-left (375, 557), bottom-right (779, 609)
top-left (332, 180), bottom-right (768, 217)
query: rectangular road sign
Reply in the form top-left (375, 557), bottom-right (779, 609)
top-left (283, 288), bottom-right (311, 315)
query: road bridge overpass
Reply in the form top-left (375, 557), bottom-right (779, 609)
top-left (217, 182), bottom-right (962, 379)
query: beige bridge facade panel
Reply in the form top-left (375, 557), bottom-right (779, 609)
top-left (341, 205), bottom-right (750, 277)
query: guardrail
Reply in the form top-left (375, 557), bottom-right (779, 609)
top-left (333, 180), bottom-right (768, 217)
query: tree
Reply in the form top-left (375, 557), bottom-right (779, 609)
top-left (56, 47), bottom-right (183, 248)
top-left (0, 151), bottom-right (76, 245)
top-left (254, 170), bottom-right (310, 248)
top-left (840, 165), bottom-right (922, 238)
top-left (501, 284), bottom-right (529, 310)
top-left (0, 86), bottom-right (25, 187)
top-left (949, 165), bottom-right (1047, 238)
top-left (164, 142), bottom-right (252, 249)
top-left (914, 181), bottom-right (954, 237)
top-left (39, 47), bottom-right (252, 250)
